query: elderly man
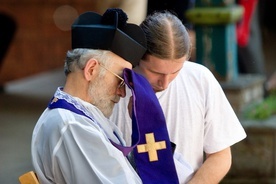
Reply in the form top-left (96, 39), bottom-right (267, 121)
top-left (31, 8), bottom-right (147, 183)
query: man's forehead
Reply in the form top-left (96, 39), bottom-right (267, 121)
top-left (110, 53), bottom-right (132, 69)
top-left (143, 55), bottom-right (185, 74)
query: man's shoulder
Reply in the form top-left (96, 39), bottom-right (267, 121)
top-left (37, 108), bottom-right (94, 129)
top-left (179, 61), bottom-right (214, 80)
top-left (182, 61), bottom-right (209, 72)
top-left (35, 108), bottom-right (69, 132)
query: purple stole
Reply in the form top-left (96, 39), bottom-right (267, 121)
top-left (124, 68), bottom-right (179, 184)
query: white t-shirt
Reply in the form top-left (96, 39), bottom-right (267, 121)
top-left (110, 61), bottom-right (247, 174)
top-left (32, 88), bottom-right (142, 184)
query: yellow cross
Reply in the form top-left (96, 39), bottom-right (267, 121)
top-left (137, 133), bottom-right (166, 162)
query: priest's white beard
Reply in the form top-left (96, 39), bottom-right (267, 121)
top-left (88, 76), bottom-right (116, 118)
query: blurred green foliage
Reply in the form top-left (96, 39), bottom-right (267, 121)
top-left (245, 92), bottom-right (276, 120)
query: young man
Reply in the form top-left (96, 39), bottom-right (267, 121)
top-left (31, 9), bottom-right (147, 183)
top-left (110, 11), bottom-right (247, 183)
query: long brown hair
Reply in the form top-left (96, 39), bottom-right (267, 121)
top-left (140, 10), bottom-right (191, 60)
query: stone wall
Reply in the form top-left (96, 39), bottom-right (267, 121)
top-left (220, 74), bottom-right (265, 116)
top-left (222, 116), bottom-right (276, 184)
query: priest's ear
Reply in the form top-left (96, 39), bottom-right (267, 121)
top-left (83, 58), bottom-right (98, 81)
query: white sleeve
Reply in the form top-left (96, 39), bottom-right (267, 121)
top-left (51, 120), bottom-right (141, 184)
top-left (202, 68), bottom-right (247, 153)
top-left (173, 152), bottom-right (194, 184)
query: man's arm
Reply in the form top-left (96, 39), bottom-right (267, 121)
top-left (188, 147), bottom-right (232, 184)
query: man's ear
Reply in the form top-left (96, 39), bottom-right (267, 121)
top-left (83, 58), bottom-right (98, 81)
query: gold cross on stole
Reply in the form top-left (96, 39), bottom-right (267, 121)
top-left (137, 133), bottom-right (166, 162)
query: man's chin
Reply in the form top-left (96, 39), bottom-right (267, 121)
top-left (104, 109), bottom-right (113, 118)
top-left (99, 104), bottom-right (114, 118)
